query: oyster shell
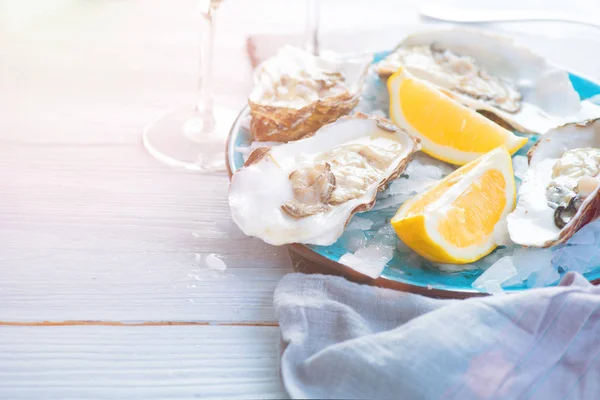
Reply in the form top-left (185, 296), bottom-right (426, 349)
top-left (507, 118), bottom-right (600, 247)
top-left (228, 113), bottom-right (420, 246)
top-left (375, 28), bottom-right (598, 135)
top-left (248, 46), bottom-right (371, 142)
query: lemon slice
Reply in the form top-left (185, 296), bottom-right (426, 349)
top-left (388, 67), bottom-right (528, 166)
top-left (391, 146), bottom-right (516, 264)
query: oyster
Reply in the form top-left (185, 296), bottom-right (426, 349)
top-left (375, 28), bottom-right (598, 135)
top-left (378, 43), bottom-right (522, 114)
top-left (507, 118), bottom-right (600, 247)
top-left (248, 46), bottom-right (371, 142)
top-left (228, 113), bottom-right (420, 246)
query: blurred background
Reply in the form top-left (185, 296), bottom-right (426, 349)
top-left (1, 0), bottom-right (599, 147)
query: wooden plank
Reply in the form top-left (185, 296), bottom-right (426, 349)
top-left (0, 325), bottom-right (288, 399)
top-left (2, 0), bottom-right (600, 326)
top-left (0, 145), bottom-right (291, 323)
top-left (0, 0), bottom-right (294, 323)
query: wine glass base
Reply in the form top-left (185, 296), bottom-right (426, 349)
top-left (142, 105), bottom-right (236, 172)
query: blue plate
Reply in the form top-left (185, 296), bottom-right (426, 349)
top-left (226, 51), bottom-right (600, 296)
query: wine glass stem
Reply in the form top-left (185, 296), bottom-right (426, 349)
top-left (305, 0), bottom-right (320, 56)
top-left (196, 6), bottom-right (216, 133)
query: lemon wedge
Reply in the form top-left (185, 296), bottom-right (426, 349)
top-left (388, 67), bottom-right (528, 166)
top-left (391, 146), bottom-right (516, 264)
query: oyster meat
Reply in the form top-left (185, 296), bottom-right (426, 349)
top-left (507, 118), bottom-right (600, 247)
top-left (375, 28), bottom-right (599, 134)
top-left (248, 46), bottom-right (371, 142)
top-left (378, 44), bottom-right (522, 114)
top-left (228, 113), bottom-right (420, 246)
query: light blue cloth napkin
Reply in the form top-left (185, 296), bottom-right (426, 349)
top-left (274, 272), bottom-right (600, 400)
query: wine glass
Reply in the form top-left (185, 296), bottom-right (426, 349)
top-left (142, 0), bottom-right (234, 172)
top-left (143, 0), bottom-right (321, 171)
top-left (305, 0), bottom-right (320, 56)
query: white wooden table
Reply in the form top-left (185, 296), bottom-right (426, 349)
top-left (1, 0), bottom-right (599, 398)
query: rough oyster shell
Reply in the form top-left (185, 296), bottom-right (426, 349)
top-left (375, 28), bottom-right (598, 135)
top-left (228, 113), bottom-right (420, 246)
top-left (248, 46), bottom-right (371, 142)
top-left (507, 118), bottom-right (600, 247)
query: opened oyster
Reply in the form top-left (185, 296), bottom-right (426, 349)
top-left (507, 118), bottom-right (600, 247)
top-left (248, 46), bottom-right (371, 142)
top-left (229, 113), bottom-right (420, 246)
top-left (375, 28), bottom-right (597, 134)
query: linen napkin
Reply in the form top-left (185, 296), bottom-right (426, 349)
top-left (274, 272), bottom-right (600, 400)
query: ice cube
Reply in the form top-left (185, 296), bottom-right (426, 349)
top-left (584, 256), bottom-right (600, 273)
top-left (552, 244), bottom-right (580, 273)
top-left (375, 155), bottom-right (455, 211)
top-left (388, 178), bottom-right (432, 196)
top-left (483, 280), bottom-right (505, 295)
top-left (344, 230), bottom-right (368, 252)
top-left (371, 193), bottom-right (414, 211)
top-left (436, 263), bottom-right (477, 273)
top-left (503, 247), bottom-right (553, 286)
top-left (357, 70), bottom-right (390, 113)
top-left (572, 245), bottom-right (600, 265)
top-left (205, 254), bottom-right (227, 271)
top-left (371, 224), bottom-right (398, 247)
top-left (478, 246), bottom-right (516, 270)
top-left (553, 243), bottom-right (600, 274)
top-left (552, 221), bottom-right (600, 274)
top-left (346, 216), bottom-right (374, 231)
top-left (512, 155), bottom-right (528, 180)
top-left (407, 153), bottom-right (456, 179)
top-left (338, 244), bottom-right (395, 278)
top-left (472, 256), bottom-right (517, 290)
top-left (527, 265), bottom-right (561, 288)
top-left (567, 222), bottom-right (598, 245)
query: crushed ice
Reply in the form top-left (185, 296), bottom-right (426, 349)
top-left (472, 221), bottom-right (600, 294)
top-left (471, 247), bottom-right (560, 294)
top-left (235, 68), bottom-right (600, 290)
top-left (338, 224), bottom-right (398, 278)
top-left (472, 256), bottom-right (517, 291)
top-left (372, 224), bottom-right (398, 247)
top-left (436, 263), bottom-right (477, 273)
top-left (512, 155), bottom-right (528, 180)
top-left (338, 244), bottom-right (395, 279)
top-left (205, 254), bottom-right (227, 271)
top-left (339, 152), bottom-right (600, 292)
top-left (373, 153), bottom-right (455, 211)
top-left (346, 216), bottom-right (374, 231)
top-left (481, 280), bottom-right (505, 295)
top-left (345, 230), bottom-right (368, 252)
top-left (553, 221), bottom-right (600, 274)
top-left (355, 68), bottom-right (390, 115)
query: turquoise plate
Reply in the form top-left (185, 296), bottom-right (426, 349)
top-left (226, 51), bottom-right (600, 297)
